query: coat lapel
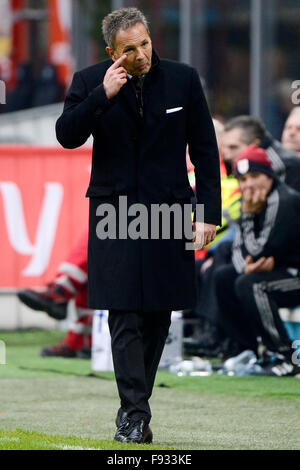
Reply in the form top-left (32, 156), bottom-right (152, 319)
top-left (143, 62), bottom-right (166, 121)
top-left (140, 65), bottom-right (166, 154)
top-left (118, 79), bottom-right (141, 122)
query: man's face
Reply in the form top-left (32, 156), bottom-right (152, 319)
top-left (107, 22), bottom-right (152, 77)
top-left (282, 113), bottom-right (300, 155)
top-left (238, 171), bottom-right (273, 196)
top-left (220, 128), bottom-right (251, 167)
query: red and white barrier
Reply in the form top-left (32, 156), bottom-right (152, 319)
top-left (0, 145), bottom-right (91, 288)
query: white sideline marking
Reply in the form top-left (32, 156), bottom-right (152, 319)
top-left (55, 444), bottom-right (101, 451)
top-left (0, 437), bottom-right (19, 441)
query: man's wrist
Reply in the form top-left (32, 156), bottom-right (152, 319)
top-left (90, 84), bottom-right (114, 116)
top-left (103, 83), bottom-right (113, 100)
top-left (203, 222), bottom-right (217, 227)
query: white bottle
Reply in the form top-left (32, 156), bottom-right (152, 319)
top-left (223, 350), bottom-right (257, 371)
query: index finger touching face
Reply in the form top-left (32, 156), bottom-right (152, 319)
top-left (111, 54), bottom-right (127, 68)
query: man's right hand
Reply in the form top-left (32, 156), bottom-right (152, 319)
top-left (103, 55), bottom-right (128, 100)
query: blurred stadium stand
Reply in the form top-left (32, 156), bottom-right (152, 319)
top-left (0, 103), bottom-right (62, 145)
top-left (0, 103), bottom-right (94, 146)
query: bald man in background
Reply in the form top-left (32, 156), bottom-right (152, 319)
top-left (282, 107), bottom-right (300, 156)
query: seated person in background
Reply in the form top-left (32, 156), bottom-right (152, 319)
top-left (188, 114), bottom-right (300, 358)
top-left (184, 118), bottom-right (242, 357)
top-left (18, 230), bottom-right (93, 359)
top-left (221, 115), bottom-right (300, 192)
top-left (185, 165), bottom-right (241, 356)
top-left (187, 118), bottom-right (241, 255)
top-left (184, 120), bottom-right (241, 357)
top-left (214, 145), bottom-right (300, 376)
top-left (281, 107), bottom-right (300, 156)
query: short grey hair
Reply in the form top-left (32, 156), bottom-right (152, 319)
top-left (102, 7), bottom-right (150, 49)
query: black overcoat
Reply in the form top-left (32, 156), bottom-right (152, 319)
top-left (56, 51), bottom-right (221, 312)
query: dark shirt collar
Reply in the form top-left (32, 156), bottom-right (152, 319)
top-left (131, 74), bottom-right (146, 88)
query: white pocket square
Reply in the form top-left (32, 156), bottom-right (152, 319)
top-left (166, 107), bottom-right (183, 114)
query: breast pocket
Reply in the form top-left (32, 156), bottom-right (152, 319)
top-left (165, 106), bottom-right (185, 135)
top-left (166, 107), bottom-right (183, 115)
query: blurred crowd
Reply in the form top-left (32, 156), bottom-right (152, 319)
top-left (2, 61), bottom-right (64, 113)
top-left (184, 107), bottom-right (300, 376)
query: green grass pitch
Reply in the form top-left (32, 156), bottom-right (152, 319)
top-left (0, 330), bottom-right (299, 450)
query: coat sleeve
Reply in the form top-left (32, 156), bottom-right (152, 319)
top-left (187, 68), bottom-right (222, 226)
top-left (56, 71), bottom-right (111, 149)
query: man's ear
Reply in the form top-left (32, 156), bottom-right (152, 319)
top-left (106, 46), bottom-right (116, 61)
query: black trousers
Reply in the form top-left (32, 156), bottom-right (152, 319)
top-left (214, 264), bottom-right (300, 355)
top-left (108, 309), bottom-right (172, 424)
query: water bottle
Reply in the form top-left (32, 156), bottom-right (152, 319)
top-left (223, 350), bottom-right (257, 372)
top-left (169, 359), bottom-right (194, 375)
top-left (190, 357), bottom-right (213, 376)
top-left (169, 356), bottom-right (212, 376)
top-left (234, 362), bottom-right (263, 376)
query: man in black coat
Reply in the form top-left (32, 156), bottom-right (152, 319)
top-left (56, 7), bottom-right (221, 443)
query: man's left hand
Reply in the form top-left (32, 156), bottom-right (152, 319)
top-left (193, 222), bottom-right (216, 249)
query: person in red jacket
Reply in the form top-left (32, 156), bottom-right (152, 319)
top-left (18, 230), bottom-right (94, 358)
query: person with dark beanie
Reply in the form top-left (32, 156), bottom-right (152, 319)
top-left (214, 145), bottom-right (300, 376)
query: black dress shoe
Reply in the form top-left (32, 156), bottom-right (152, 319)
top-left (125, 418), bottom-right (153, 444)
top-left (114, 411), bottom-right (153, 444)
top-left (115, 408), bottom-right (127, 427)
top-left (114, 419), bottom-right (131, 442)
